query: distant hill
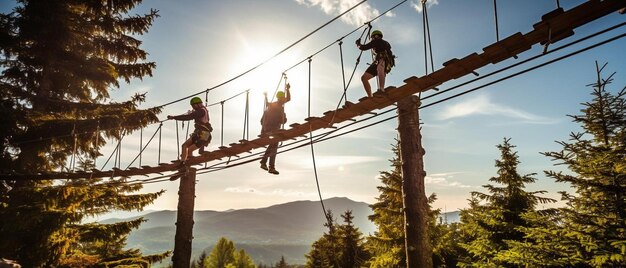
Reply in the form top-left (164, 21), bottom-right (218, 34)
top-left (103, 197), bottom-right (460, 265)
top-left (103, 197), bottom-right (375, 265)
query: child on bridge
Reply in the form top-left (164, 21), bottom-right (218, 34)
top-left (167, 97), bottom-right (212, 165)
top-left (260, 83), bottom-right (291, 175)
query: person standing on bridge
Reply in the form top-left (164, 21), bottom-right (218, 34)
top-left (356, 29), bottom-right (394, 98)
top-left (167, 97), bottom-right (213, 165)
top-left (260, 82), bottom-right (291, 175)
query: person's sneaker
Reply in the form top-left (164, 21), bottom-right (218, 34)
top-left (260, 162), bottom-right (268, 171)
top-left (268, 168), bottom-right (279, 175)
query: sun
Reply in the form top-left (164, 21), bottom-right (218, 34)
top-left (230, 42), bottom-right (306, 97)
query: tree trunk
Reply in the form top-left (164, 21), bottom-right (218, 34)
top-left (172, 167), bottom-right (196, 268)
top-left (397, 95), bottom-right (432, 268)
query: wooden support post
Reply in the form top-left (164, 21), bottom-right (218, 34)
top-left (172, 167), bottom-right (196, 268)
top-left (397, 96), bottom-right (432, 268)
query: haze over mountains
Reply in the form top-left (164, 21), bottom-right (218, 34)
top-left (102, 197), bottom-right (460, 265)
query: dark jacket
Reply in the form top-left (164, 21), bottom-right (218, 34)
top-left (359, 38), bottom-right (391, 60)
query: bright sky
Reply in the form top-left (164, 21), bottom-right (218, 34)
top-left (2, 0), bottom-right (625, 213)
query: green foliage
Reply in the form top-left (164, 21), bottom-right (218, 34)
top-left (505, 63), bottom-right (626, 267)
top-left (366, 142), bottom-right (405, 267)
top-left (305, 210), bottom-right (368, 268)
top-left (0, 0), bottom-right (165, 266)
top-left (458, 138), bottom-right (555, 267)
top-left (366, 142), bottom-right (461, 267)
top-left (205, 237), bottom-right (255, 268)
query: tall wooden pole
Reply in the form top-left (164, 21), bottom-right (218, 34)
top-left (397, 96), bottom-right (432, 268)
top-left (172, 167), bottom-right (196, 268)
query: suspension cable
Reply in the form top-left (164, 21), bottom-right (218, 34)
top-left (493, 0), bottom-right (500, 42)
top-left (125, 124), bottom-right (163, 169)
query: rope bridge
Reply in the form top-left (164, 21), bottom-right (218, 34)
top-left (3, 0), bottom-right (624, 181)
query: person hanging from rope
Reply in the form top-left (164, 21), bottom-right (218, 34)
top-left (356, 29), bottom-right (395, 98)
top-left (259, 82), bottom-right (291, 175)
top-left (167, 97), bottom-right (213, 166)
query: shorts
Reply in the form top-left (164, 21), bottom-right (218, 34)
top-left (191, 130), bottom-right (211, 147)
top-left (365, 59), bottom-right (385, 76)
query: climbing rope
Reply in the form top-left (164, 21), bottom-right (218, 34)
top-left (220, 101), bottom-right (225, 147)
top-left (307, 56), bottom-right (333, 229)
top-left (176, 120), bottom-right (180, 159)
top-left (158, 122), bottom-right (163, 164)
top-left (328, 25), bottom-right (372, 126)
top-left (422, 0), bottom-right (435, 75)
top-left (125, 124), bottom-right (163, 169)
top-left (139, 127), bottom-right (143, 166)
top-left (242, 90), bottom-right (250, 141)
top-left (493, 0), bottom-right (500, 42)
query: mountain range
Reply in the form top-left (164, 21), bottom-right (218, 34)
top-left (102, 197), bottom-right (460, 265)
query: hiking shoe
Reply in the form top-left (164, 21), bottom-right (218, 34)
top-left (260, 162), bottom-right (268, 171)
top-left (268, 168), bottom-right (279, 175)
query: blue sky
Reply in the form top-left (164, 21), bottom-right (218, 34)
top-left (2, 0), bottom-right (625, 213)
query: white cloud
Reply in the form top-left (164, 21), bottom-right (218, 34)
top-left (437, 94), bottom-right (558, 124)
top-left (425, 172), bottom-right (474, 188)
top-left (411, 0), bottom-right (440, 13)
top-left (295, 0), bottom-right (380, 27)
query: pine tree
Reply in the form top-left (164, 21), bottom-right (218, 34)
top-left (305, 209), bottom-right (368, 268)
top-left (337, 210), bottom-right (368, 268)
top-left (366, 142), bottom-right (461, 267)
top-left (504, 63), bottom-right (626, 267)
top-left (275, 256), bottom-right (289, 268)
top-left (457, 138), bottom-right (555, 267)
top-left (305, 210), bottom-right (342, 268)
top-left (0, 0), bottom-right (165, 266)
top-left (366, 142), bottom-right (406, 267)
top-left (206, 237), bottom-right (237, 268)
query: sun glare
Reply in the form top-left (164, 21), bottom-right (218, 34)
top-left (231, 42), bottom-right (307, 96)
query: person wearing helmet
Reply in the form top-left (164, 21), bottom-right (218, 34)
top-left (260, 82), bottom-right (291, 175)
top-left (167, 97), bottom-right (212, 165)
top-left (356, 29), bottom-right (393, 98)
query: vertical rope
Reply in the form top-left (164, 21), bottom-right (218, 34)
top-left (556, 0), bottom-right (560, 9)
top-left (493, 0), bottom-right (500, 42)
top-left (422, 1), bottom-right (429, 74)
top-left (220, 101), bottom-right (225, 147)
top-left (424, 2), bottom-right (435, 73)
top-left (70, 123), bottom-right (77, 172)
top-left (339, 41), bottom-right (348, 105)
top-left (307, 57), bottom-right (332, 228)
top-left (158, 122), bottom-right (163, 164)
top-left (117, 135), bottom-right (123, 168)
top-left (139, 127), bottom-right (143, 166)
top-left (94, 121), bottom-right (99, 167)
top-left (243, 90), bottom-right (250, 140)
top-left (176, 120), bottom-right (180, 159)
top-left (185, 121), bottom-right (190, 140)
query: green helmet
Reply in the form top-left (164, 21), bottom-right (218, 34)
top-left (371, 30), bottom-right (383, 38)
top-left (276, 91), bottom-right (285, 99)
top-left (190, 97), bottom-right (203, 105)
